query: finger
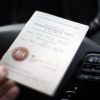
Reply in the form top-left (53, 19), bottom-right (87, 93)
top-left (0, 86), bottom-right (20, 100)
top-left (0, 65), bottom-right (8, 82)
top-left (0, 80), bottom-right (16, 97)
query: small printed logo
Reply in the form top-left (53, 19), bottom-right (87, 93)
top-left (12, 47), bottom-right (29, 61)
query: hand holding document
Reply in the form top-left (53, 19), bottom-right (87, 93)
top-left (0, 11), bottom-right (89, 96)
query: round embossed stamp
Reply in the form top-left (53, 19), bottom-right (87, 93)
top-left (12, 47), bottom-right (29, 61)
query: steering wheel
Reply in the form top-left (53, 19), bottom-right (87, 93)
top-left (0, 24), bottom-right (100, 100)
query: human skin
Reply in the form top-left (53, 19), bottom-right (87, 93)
top-left (0, 65), bottom-right (20, 100)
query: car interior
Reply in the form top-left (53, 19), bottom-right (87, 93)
top-left (0, 0), bottom-right (100, 100)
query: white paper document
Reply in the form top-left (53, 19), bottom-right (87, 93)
top-left (0, 11), bottom-right (89, 96)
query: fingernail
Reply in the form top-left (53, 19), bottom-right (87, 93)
top-left (7, 86), bottom-right (20, 99)
top-left (0, 66), bottom-right (8, 81)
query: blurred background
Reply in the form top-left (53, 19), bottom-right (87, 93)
top-left (0, 0), bottom-right (97, 25)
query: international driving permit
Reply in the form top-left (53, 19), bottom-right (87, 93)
top-left (0, 11), bottom-right (89, 96)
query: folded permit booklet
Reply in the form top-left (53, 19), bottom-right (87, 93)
top-left (0, 11), bottom-right (89, 96)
